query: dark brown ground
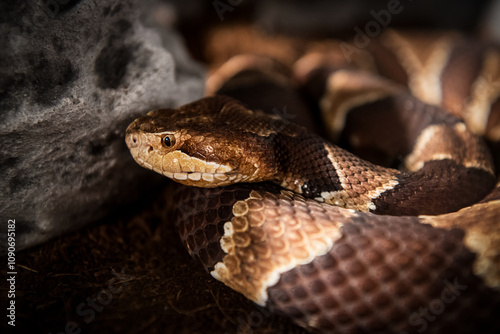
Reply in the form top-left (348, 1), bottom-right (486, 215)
top-left (1, 182), bottom-right (307, 334)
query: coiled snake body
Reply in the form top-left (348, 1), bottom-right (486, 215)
top-left (126, 30), bottom-right (500, 333)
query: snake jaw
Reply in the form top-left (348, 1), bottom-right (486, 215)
top-left (126, 126), bottom-right (261, 187)
top-left (126, 129), bottom-right (238, 187)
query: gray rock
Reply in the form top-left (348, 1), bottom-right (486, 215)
top-left (0, 0), bottom-right (205, 254)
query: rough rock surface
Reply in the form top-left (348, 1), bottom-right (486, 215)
top-left (0, 0), bottom-right (205, 254)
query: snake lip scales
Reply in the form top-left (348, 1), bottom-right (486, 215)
top-left (126, 39), bottom-right (500, 333)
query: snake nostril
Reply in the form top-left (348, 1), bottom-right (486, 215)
top-left (148, 146), bottom-right (154, 153)
top-left (126, 134), bottom-right (139, 148)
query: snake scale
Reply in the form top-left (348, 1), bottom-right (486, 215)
top-left (126, 30), bottom-right (500, 333)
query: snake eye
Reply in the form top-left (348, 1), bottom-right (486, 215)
top-left (163, 135), bottom-right (175, 147)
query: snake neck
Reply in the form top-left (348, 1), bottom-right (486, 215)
top-left (272, 129), bottom-right (494, 215)
top-left (272, 131), bottom-right (399, 207)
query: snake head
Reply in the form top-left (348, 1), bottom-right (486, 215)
top-left (125, 96), bottom-right (280, 187)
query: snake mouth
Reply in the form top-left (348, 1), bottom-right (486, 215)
top-left (132, 152), bottom-right (242, 186)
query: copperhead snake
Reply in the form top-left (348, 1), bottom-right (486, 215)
top-left (125, 30), bottom-right (500, 333)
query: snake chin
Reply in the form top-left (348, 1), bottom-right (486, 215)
top-left (126, 128), bottom-right (240, 186)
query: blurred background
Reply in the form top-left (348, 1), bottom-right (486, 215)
top-left (1, 0), bottom-right (499, 333)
